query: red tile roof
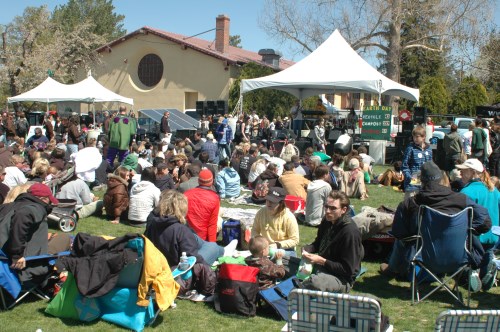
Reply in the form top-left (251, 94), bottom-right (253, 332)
top-left (97, 27), bottom-right (294, 70)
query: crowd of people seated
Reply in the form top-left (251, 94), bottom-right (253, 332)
top-left (0, 109), bottom-right (498, 313)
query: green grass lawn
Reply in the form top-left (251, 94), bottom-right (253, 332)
top-left (1, 165), bottom-right (499, 331)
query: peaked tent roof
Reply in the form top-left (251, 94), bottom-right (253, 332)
top-left (8, 76), bottom-right (133, 105)
top-left (7, 77), bottom-right (73, 103)
top-left (241, 29), bottom-right (419, 102)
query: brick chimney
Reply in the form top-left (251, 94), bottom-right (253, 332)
top-left (215, 14), bottom-right (230, 54)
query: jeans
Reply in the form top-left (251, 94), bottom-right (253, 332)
top-left (293, 120), bottom-right (302, 137)
top-left (218, 143), bottom-right (231, 160)
top-left (193, 232), bottom-right (224, 266)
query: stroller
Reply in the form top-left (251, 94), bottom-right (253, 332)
top-left (45, 167), bottom-right (80, 232)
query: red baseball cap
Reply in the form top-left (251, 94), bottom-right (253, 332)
top-left (28, 183), bottom-right (59, 205)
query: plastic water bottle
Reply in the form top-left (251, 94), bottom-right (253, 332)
top-left (178, 252), bottom-right (189, 271)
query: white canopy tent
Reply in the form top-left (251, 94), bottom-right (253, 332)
top-left (241, 29), bottom-right (419, 104)
top-left (7, 75), bottom-right (133, 106)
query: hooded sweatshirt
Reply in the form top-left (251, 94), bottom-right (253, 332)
top-left (103, 174), bottom-right (129, 219)
top-left (144, 212), bottom-right (206, 266)
top-left (128, 181), bottom-right (160, 223)
top-left (216, 167), bottom-right (241, 199)
top-left (305, 179), bottom-right (332, 226)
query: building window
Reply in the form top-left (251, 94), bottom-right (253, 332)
top-left (353, 93), bottom-right (361, 110)
top-left (138, 54), bottom-right (163, 87)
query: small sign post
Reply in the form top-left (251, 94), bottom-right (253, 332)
top-left (361, 106), bottom-right (392, 141)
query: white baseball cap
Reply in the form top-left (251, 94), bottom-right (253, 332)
top-left (455, 159), bottom-right (484, 173)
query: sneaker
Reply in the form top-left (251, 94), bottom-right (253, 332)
top-left (177, 290), bottom-right (197, 300)
top-left (481, 261), bottom-right (498, 291)
top-left (190, 293), bottom-right (206, 302)
top-left (224, 239), bottom-right (238, 257)
top-left (469, 270), bottom-right (482, 293)
top-left (202, 295), bottom-right (214, 303)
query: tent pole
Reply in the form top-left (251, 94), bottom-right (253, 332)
top-left (377, 80), bottom-right (382, 106)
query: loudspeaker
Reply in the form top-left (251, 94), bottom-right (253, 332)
top-left (295, 139), bottom-right (311, 155)
top-left (328, 128), bottom-right (343, 141)
top-left (196, 101), bottom-right (205, 115)
top-left (402, 121), bottom-right (414, 136)
top-left (216, 100), bottom-right (226, 115)
top-left (206, 101), bottom-right (216, 115)
top-left (413, 107), bottom-right (427, 125)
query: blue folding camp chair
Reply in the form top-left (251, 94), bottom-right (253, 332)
top-left (0, 249), bottom-right (69, 310)
top-left (411, 205), bottom-right (473, 306)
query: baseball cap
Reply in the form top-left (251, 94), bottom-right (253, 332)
top-left (456, 159), bottom-right (484, 173)
top-left (265, 187), bottom-right (287, 203)
top-left (28, 183), bottom-right (59, 205)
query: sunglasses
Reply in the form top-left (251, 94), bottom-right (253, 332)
top-left (324, 204), bottom-right (341, 211)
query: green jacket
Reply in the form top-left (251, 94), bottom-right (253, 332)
top-left (108, 115), bottom-right (136, 150)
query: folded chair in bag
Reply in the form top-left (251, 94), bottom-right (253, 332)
top-left (285, 289), bottom-right (388, 332)
top-left (0, 249), bottom-right (70, 310)
top-left (411, 206), bottom-right (473, 306)
top-left (46, 234), bottom-right (180, 332)
top-left (435, 309), bottom-right (500, 332)
top-left (259, 276), bottom-right (298, 320)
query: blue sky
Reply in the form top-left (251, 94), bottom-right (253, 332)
top-left (0, 0), bottom-right (300, 59)
top-left (1, 1), bottom-right (498, 63)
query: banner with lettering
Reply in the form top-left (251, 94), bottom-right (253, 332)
top-left (361, 106), bottom-right (392, 141)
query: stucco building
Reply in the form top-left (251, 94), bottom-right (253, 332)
top-left (88, 15), bottom-right (293, 113)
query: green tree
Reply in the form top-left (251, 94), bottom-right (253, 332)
top-left (52, 0), bottom-right (125, 42)
top-left (475, 31), bottom-right (499, 103)
top-left (419, 76), bottom-right (450, 115)
top-left (229, 35), bottom-right (242, 48)
top-left (0, 6), bottom-right (106, 108)
top-left (229, 62), bottom-right (295, 119)
top-left (450, 76), bottom-right (488, 116)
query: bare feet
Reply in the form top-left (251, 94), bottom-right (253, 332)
top-left (111, 219), bottom-right (120, 224)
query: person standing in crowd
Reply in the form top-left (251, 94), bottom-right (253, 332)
top-left (463, 123), bottom-right (474, 159)
top-left (488, 124), bottom-right (500, 177)
top-left (402, 126), bottom-right (433, 199)
top-left (301, 191), bottom-right (363, 293)
top-left (471, 118), bottom-right (487, 166)
top-left (160, 111), bottom-right (171, 140)
top-left (216, 118), bottom-right (233, 160)
top-left (107, 106), bottom-right (136, 166)
top-left (184, 169), bottom-right (220, 242)
top-left (312, 118), bottom-right (327, 152)
top-left (66, 115), bottom-right (81, 156)
top-left (347, 109), bottom-right (358, 135)
top-left (201, 133), bottom-right (218, 163)
top-left (443, 124), bottom-right (463, 172)
top-left (44, 114), bottom-right (55, 141)
top-left (315, 98), bottom-right (326, 113)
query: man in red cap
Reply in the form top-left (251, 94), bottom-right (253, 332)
top-left (0, 183), bottom-right (59, 283)
top-left (184, 169), bottom-right (221, 242)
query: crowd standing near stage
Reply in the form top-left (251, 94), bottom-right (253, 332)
top-left (0, 106), bottom-right (498, 312)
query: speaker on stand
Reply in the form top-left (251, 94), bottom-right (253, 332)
top-left (196, 101), bottom-right (205, 117)
top-left (413, 107), bottom-right (428, 125)
top-left (206, 101), bottom-right (216, 115)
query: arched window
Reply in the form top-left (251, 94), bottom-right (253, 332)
top-left (138, 54), bottom-right (163, 87)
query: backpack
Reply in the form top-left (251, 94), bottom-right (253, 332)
top-left (214, 263), bottom-right (260, 317)
top-left (252, 179), bottom-right (269, 199)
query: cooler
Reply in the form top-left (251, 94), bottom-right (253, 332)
top-left (284, 195), bottom-right (305, 214)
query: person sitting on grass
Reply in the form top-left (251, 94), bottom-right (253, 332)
top-left (103, 166), bottom-right (130, 224)
top-left (215, 158), bottom-right (241, 199)
top-left (128, 167), bottom-right (160, 226)
top-left (299, 190), bottom-right (364, 293)
top-left (244, 236), bottom-right (285, 289)
top-left (380, 161), bottom-right (493, 292)
top-left (376, 161), bottom-right (404, 190)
